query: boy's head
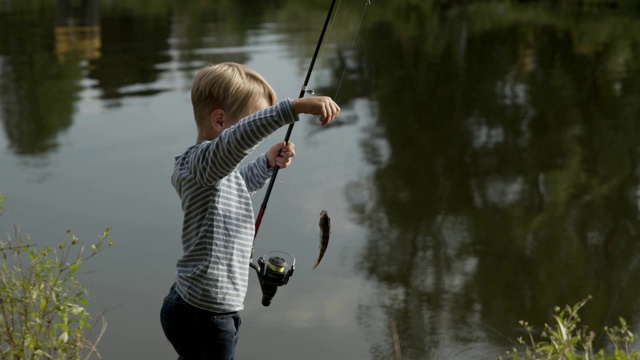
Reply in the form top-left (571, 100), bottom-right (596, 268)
top-left (191, 62), bottom-right (277, 138)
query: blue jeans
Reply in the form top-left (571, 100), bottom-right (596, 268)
top-left (160, 284), bottom-right (241, 360)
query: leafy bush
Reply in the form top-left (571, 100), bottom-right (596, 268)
top-left (501, 296), bottom-right (640, 360)
top-left (0, 195), bottom-right (113, 359)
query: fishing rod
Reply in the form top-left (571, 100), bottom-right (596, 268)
top-left (250, 0), bottom-right (338, 307)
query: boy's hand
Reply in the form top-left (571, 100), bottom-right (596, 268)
top-left (267, 141), bottom-right (296, 169)
top-left (291, 96), bottom-right (340, 126)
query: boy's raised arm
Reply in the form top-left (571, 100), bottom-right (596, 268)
top-left (186, 100), bottom-right (298, 187)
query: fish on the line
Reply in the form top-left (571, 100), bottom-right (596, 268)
top-left (313, 210), bottom-right (330, 269)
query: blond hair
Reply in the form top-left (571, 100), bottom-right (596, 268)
top-left (191, 62), bottom-right (277, 130)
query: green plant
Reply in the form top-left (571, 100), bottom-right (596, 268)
top-left (0, 195), bottom-right (113, 359)
top-left (501, 296), bottom-right (640, 360)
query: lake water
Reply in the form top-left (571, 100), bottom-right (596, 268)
top-left (2, 1), bottom-right (640, 359)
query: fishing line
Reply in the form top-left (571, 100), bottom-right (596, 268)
top-left (323, 0), bottom-right (371, 200)
top-left (252, 0), bottom-right (373, 252)
top-left (312, 0), bottom-right (372, 102)
top-left (333, 0), bottom-right (372, 102)
top-left (314, 0), bottom-right (343, 83)
top-left (253, 0), bottom-right (339, 249)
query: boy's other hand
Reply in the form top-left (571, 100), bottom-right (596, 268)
top-left (292, 96), bottom-right (340, 126)
top-left (267, 141), bottom-right (296, 169)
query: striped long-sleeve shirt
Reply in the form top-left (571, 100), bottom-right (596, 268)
top-left (171, 99), bottom-right (298, 313)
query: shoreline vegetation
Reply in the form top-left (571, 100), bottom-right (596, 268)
top-left (0, 194), bottom-right (113, 360)
top-left (500, 297), bottom-right (639, 359)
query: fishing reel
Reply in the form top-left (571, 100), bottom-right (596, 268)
top-left (249, 251), bottom-right (295, 306)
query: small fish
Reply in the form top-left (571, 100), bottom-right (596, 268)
top-left (313, 210), bottom-right (330, 269)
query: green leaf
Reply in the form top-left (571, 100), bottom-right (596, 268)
top-left (67, 303), bottom-right (85, 316)
top-left (554, 315), bottom-right (568, 341)
top-left (34, 349), bottom-right (53, 359)
top-left (58, 331), bottom-right (69, 343)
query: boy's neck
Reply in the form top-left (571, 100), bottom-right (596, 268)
top-left (196, 129), bottom-right (219, 143)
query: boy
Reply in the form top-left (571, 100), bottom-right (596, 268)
top-left (160, 62), bottom-right (340, 360)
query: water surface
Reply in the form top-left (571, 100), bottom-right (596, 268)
top-left (2, 1), bottom-right (640, 359)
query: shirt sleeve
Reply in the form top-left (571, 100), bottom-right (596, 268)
top-left (239, 153), bottom-right (273, 194)
top-left (179, 98), bottom-right (298, 187)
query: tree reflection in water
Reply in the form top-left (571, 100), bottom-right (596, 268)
top-left (346, 2), bottom-right (640, 359)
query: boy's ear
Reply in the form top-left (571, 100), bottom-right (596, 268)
top-left (209, 108), bottom-right (226, 131)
